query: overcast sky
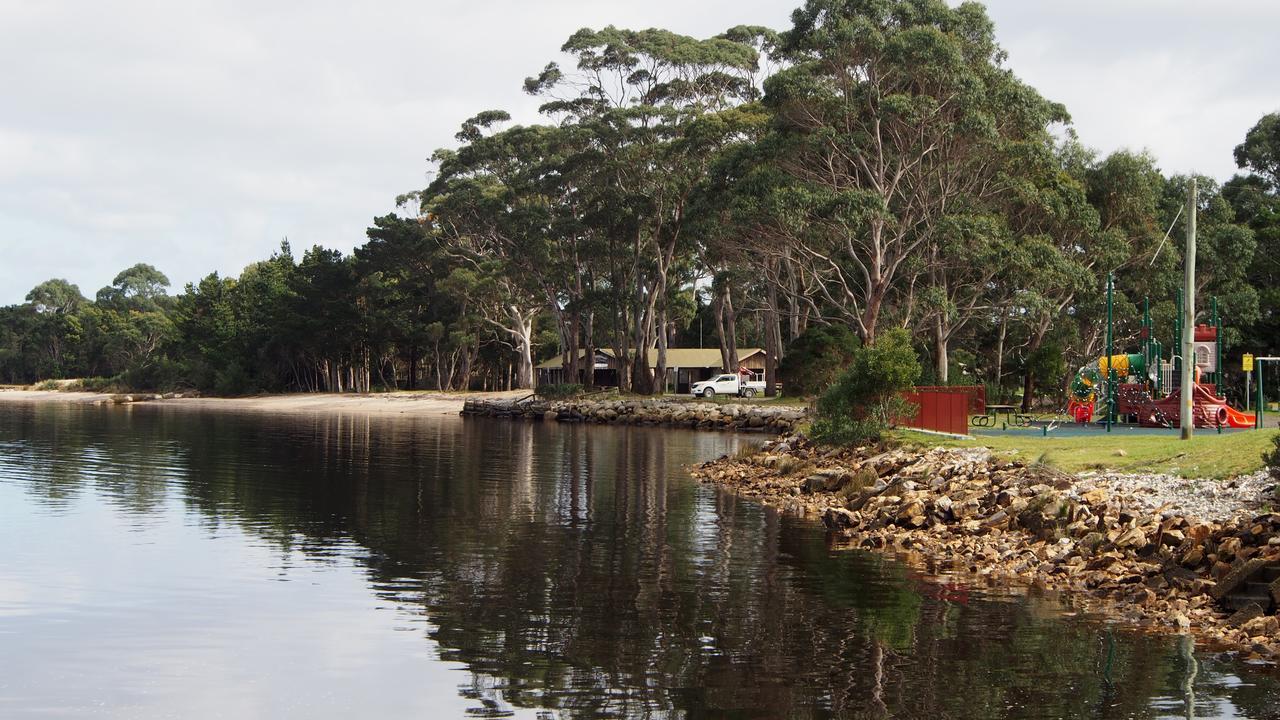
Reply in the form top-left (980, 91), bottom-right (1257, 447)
top-left (1, 0), bottom-right (1277, 305)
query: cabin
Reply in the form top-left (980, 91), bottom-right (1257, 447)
top-left (536, 348), bottom-right (767, 394)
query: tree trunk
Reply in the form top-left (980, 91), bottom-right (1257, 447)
top-left (655, 306), bottom-right (669, 395)
top-left (567, 309), bottom-right (580, 386)
top-left (1022, 319), bottom-right (1051, 412)
top-left (994, 312), bottom-right (1007, 402)
top-left (512, 312), bottom-right (534, 390)
top-left (934, 315), bottom-right (949, 385)
top-left (723, 286), bottom-right (739, 372)
top-left (765, 278), bottom-right (781, 397)
top-left (713, 281), bottom-right (739, 371)
top-left (1022, 368), bottom-right (1036, 414)
top-left (582, 312), bottom-right (595, 391)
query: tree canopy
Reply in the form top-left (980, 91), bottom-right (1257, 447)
top-left (1, 0), bottom-right (1273, 410)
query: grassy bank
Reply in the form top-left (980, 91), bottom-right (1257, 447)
top-left (899, 428), bottom-right (1280, 479)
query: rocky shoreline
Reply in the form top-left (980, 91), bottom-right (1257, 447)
top-left (692, 436), bottom-right (1280, 662)
top-left (461, 396), bottom-right (808, 433)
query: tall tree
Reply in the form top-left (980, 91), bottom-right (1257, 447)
top-left (762, 0), bottom-right (1067, 343)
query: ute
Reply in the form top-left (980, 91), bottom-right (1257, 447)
top-left (689, 373), bottom-right (766, 398)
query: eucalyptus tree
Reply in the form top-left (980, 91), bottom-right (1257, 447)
top-left (1225, 179), bottom-right (1280, 354)
top-left (1235, 113), bottom-right (1280, 188)
top-left (524, 26), bottom-right (763, 393)
top-left (422, 115), bottom-right (559, 390)
top-left (21, 279), bottom-right (87, 377)
top-left (761, 0), bottom-right (1068, 345)
top-left (1160, 175), bottom-right (1257, 347)
top-left (996, 141), bottom-right (1116, 410)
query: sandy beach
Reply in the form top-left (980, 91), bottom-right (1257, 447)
top-left (0, 388), bottom-right (529, 416)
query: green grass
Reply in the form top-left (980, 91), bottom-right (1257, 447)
top-left (896, 428), bottom-right (1280, 479)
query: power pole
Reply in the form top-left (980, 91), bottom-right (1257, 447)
top-left (1106, 272), bottom-right (1114, 433)
top-left (1181, 178), bottom-right (1197, 440)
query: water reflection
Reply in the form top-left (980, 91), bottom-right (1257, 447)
top-left (0, 402), bottom-right (1278, 719)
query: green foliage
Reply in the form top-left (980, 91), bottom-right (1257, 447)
top-left (26, 279), bottom-right (85, 315)
top-left (1263, 432), bottom-right (1280, 482)
top-left (777, 324), bottom-right (861, 396)
top-left (1026, 342), bottom-right (1066, 392)
top-left (1, 20), bottom-right (1275, 408)
top-left (811, 329), bottom-right (921, 445)
top-left (537, 383), bottom-right (583, 400)
top-left (1235, 113), bottom-right (1280, 188)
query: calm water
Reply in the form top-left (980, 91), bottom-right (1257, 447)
top-left (1, 403), bottom-right (1278, 719)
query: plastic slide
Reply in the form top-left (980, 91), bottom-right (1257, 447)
top-left (1223, 406), bottom-right (1257, 428)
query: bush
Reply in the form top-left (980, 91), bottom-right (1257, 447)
top-left (78, 376), bottom-right (125, 393)
top-left (537, 383), bottom-right (583, 399)
top-left (810, 328), bottom-right (921, 446)
top-left (1263, 432), bottom-right (1280, 482)
top-left (778, 324), bottom-right (861, 396)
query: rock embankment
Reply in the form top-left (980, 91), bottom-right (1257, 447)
top-left (462, 396), bottom-right (807, 433)
top-left (692, 438), bottom-right (1280, 662)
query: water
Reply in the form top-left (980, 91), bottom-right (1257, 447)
top-left (0, 402), bottom-right (1277, 719)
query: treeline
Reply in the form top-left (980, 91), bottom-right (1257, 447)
top-left (0, 220), bottom-right (535, 394)
top-left (3, 0), bottom-right (1278, 404)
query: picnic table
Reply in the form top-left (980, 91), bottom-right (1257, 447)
top-left (971, 404), bottom-right (1033, 428)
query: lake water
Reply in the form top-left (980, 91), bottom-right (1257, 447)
top-left (1, 401), bottom-right (1278, 719)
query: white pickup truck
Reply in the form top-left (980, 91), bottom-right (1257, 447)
top-left (690, 373), bottom-right (766, 398)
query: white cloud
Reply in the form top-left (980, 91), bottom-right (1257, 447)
top-left (0, 0), bottom-right (1276, 303)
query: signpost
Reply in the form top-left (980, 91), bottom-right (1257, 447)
top-left (1244, 353), bottom-right (1254, 411)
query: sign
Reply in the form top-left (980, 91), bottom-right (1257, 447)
top-left (1244, 353), bottom-right (1255, 372)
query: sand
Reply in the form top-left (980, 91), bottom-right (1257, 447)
top-left (0, 389), bottom-right (530, 416)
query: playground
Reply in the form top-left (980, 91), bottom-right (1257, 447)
top-left (962, 270), bottom-right (1280, 436)
top-left (902, 264), bottom-right (1280, 479)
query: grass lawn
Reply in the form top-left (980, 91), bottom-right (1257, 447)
top-left (898, 427), bottom-right (1280, 479)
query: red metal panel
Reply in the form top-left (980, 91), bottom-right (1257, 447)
top-left (901, 388), bottom-right (969, 434)
top-left (912, 385), bottom-right (986, 414)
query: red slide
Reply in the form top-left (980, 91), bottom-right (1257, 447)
top-left (1223, 406), bottom-right (1257, 428)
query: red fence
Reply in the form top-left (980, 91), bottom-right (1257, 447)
top-left (912, 385), bottom-right (986, 414)
top-left (900, 388), bottom-right (971, 435)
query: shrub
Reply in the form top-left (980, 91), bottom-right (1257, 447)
top-left (31, 379), bottom-right (61, 391)
top-left (78, 376), bottom-right (125, 393)
top-left (1263, 432), bottom-right (1280, 482)
top-left (810, 328), bottom-right (921, 446)
top-left (537, 383), bottom-right (583, 400)
top-left (778, 324), bottom-right (861, 396)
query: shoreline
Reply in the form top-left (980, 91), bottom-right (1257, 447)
top-left (693, 436), bottom-right (1280, 663)
top-left (0, 389), bottom-right (528, 416)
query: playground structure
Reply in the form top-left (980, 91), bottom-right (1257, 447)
top-left (1066, 287), bottom-right (1257, 430)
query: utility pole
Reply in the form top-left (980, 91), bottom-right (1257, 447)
top-left (1181, 178), bottom-right (1197, 440)
top-left (1106, 272), bottom-right (1114, 433)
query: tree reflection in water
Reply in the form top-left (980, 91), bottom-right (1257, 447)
top-left (2, 402), bottom-right (1278, 719)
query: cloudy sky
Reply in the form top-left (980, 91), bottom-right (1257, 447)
top-left (1, 0), bottom-right (1276, 305)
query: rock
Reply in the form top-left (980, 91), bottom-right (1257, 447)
top-left (1242, 615), bottom-right (1280, 636)
top-left (1180, 547), bottom-right (1205, 568)
top-left (822, 507), bottom-right (858, 530)
top-left (1226, 603), bottom-right (1265, 628)
top-left (1081, 488), bottom-right (1108, 506)
top-left (1210, 558), bottom-right (1270, 601)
